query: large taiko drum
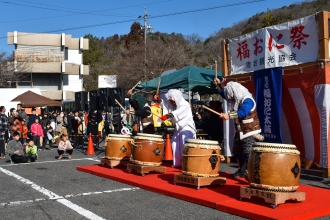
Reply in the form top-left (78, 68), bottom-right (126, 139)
top-left (182, 139), bottom-right (223, 177)
top-left (132, 133), bottom-right (164, 166)
top-left (248, 142), bottom-right (301, 192)
top-left (105, 134), bottom-right (133, 161)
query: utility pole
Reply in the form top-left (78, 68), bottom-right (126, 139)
top-left (138, 8), bottom-right (152, 65)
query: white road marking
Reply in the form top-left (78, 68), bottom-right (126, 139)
top-left (0, 158), bottom-right (98, 167)
top-left (0, 187), bottom-right (139, 208)
top-left (0, 167), bottom-right (106, 220)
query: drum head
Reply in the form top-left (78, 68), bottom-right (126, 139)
top-left (253, 142), bottom-right (297, 149)
top-left (252, 142), bottom-right (300, 154)
top-left (136, 133), bottom-right (162, 139)
top-left (107, 134), bottom-right (131, 138)
top-left (185, 139), bottom-right (219, 145)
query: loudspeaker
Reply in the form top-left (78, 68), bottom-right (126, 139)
top-left (74, 91), bottom-right (88, 111)
top-left (98, 88), bottom-right (112, 111)
top-left (109, 87), bottom-right (125, 107)
top-left (89, 90), bottom-right (99, 111)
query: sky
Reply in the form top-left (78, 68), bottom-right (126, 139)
top-left (0, 0), bottom-right (306, 54)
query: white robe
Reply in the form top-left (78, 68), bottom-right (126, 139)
top-left (170, 97), bottom-right (196, 167)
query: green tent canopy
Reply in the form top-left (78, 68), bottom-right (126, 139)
top-left (136, 65), bottom-right (223, 94)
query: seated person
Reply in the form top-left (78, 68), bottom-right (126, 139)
top-left (6, 132), bottom-right (28, 163)
top-left (57, 134), bottom-right (73, 160)
top-left (25, 139), bottom-right (38, 162)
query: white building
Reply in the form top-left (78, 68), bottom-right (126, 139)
top-left (7, 31), bottom-right (89, 101)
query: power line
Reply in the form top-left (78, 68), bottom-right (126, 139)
top-left (0, 0), bottom-right (135, 18)
top-left (0, 0), bottom-right (265, 40)
top-left (0, 0), bottom-right (172, 24)
top-left (14, 0), bottom-right (129, 12)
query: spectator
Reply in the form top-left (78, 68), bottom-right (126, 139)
top-left (72, 111), bottom-right (82, 147)
top-left (17, 104), bottom-right (28, 121)
top-left (50, 112), bottom-right (57, 131)
top-left (87, 109), bottom-right (102, 143)
top-left (57, 134), bottom-right (73, 160)
top-left (28, 108), bottom-right (38, 129)
top-left (8, 108), bottom-right (17, 126)
top-left (112, 110), bottom-right (122, 134)
top-left (10, 120), bottom-right (18, 139)
top-left (8, 109), bottom-right (22, 138)
top-left (30, 118), bottom-right (44, 150)
top-left (75, 113), bottom-right (86, 146)
top-left (83, 110), bottom-right (88, 136)
top-left (25, 139), bottom-right (38, 162)
top-left (43, 121), bottom-right (54, 150)
top-left (0, 106), bottom-right (8, 159)
top-left (21, 120), bottom-right (28, 146)
top-left (40, 112), bottom-right (49, 129)
top-left (40, 112), bottom-right (49, 149)
top-left (66, 111), bottom-right (74, 141)
top-left (6, 132), bottom-right (28, 163)
top-left (55, 111), bottom-right (66, 136)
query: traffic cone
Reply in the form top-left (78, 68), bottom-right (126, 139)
top-left (164, 134), bottom-right (173, 161)
top-left (85, 133), bottom-right (95, 156)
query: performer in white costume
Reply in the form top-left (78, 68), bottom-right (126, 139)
top-left (159, 89), bottom-right (196, 167)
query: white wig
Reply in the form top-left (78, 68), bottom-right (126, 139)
top-left (224, 81), bottom-right (253, 111)
top-left (165, 89), bottom-right (185, 108)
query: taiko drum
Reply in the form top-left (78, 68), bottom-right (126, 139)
top-left (132, 133), bottom-right (164, 166)
top-left (105, 134), bottom-right (133, 161)
top-left (248, 142), bottom-right (301, 192)
top-left (182, 139), bottom-right (222, 177)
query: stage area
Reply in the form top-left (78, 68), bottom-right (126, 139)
top-left (77, 163), bottom-right (330, 219)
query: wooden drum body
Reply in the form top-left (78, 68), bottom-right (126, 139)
top-left (105, 134), bottom-right (133, 161)
top-left (182, 139), bottom-right (222, 177)
top-left (132, 133), bottom-right (164, 166)
top-left (248, 142), bottom-right (301, 192)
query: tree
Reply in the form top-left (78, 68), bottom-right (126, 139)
top-left (83, 34), bottom-right (108, 91)
top-left (0, 51), bottom-right (30, 88)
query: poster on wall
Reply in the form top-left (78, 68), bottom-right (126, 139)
top-left (228, 14), bottom-right (318, 75)
top-left (98, 75), bottom-right (117, 88)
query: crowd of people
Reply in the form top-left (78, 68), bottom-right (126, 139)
top-left (0, 103), bottom-right (135, 163)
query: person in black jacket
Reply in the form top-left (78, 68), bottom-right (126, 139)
top-left (28, 108), bottom-right (38, 129)
top-left (87, 109), bottom-right (102, 145)
top-left (127, 91), bottom-right (154, 134)
top-left (42, 121), bottom-right (53, 150)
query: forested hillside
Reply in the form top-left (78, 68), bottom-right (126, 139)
top-left (83, 0), bottom-right (330, 91)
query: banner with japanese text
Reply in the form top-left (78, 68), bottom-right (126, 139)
top-left (229, 15), bottom-right (318, 75)
top-left (254, 67), bottom-right (283, 143)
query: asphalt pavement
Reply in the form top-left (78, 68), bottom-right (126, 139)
top-left (0, 140), bottom-right (329, 220)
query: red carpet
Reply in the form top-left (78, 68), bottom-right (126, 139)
top-left (77, 163), bottom-right (330, 220)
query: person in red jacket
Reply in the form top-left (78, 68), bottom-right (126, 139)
top-left (21, 120), bottom-right (28, 146)
top-left (30, 118), bottom-right (44, 150)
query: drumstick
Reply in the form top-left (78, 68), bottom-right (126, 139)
top-left (202, 105), bottom-right (222, 117)
top-left (146, 110), bottom-right (161, 118)
top-left (156, 79), bottom-right (161, 95)
top-left (214, 60), bottom-right (218, 79)
top-left (115, 99), bottom-right (126, 111)
top-left (214, 60), bottom-right (222, 90)
top-left (130, 81), bottom-right (141, 92)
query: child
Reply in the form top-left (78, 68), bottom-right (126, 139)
top-left (30, 118), bottom-right (44, 150)
top-left (57, 134), bottom-right (73, 160)
top-left (25, 139), bottom-right (38, 162)
top-left (43, 121), bottom-right (54, 150)
top-left (22, 120), bottom-right (28, 146)
top-left (6, 132), bottom-right (28, 163)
